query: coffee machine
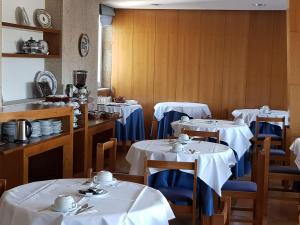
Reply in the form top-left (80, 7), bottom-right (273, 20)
top-left (73, 70), bottom-right (89, 102)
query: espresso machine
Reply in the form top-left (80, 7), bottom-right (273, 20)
top-left (73, 70), bottom-right (89, 102)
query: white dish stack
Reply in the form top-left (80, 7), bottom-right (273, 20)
top-left (31, 120), bottom-right (62, 137)
top-left (31, 121), bottom-right (42, 138)
top-left (51, 120), bottom-right (62, 134)
top-left (40, 120), bottom-right (53, 136)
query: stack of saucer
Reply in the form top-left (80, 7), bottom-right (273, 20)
top-left (39, 120), bottom-right (53, 136)
top-left (51, 120), bottom-right (62, 134)
top-left (31, 121), bottom-right (42, 138)
top-left (2, 121), bottom-right (17, 143)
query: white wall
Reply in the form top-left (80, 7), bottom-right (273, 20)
top-left (2, 0), bottom-right (45, 102)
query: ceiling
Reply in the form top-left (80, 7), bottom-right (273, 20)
top-left (102, 0), bottom-right (288, 10)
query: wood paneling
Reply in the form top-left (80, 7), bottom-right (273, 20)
top-left (288, 0), bottom-right (300, 139)
top-left (112, 10), bottom-right (287, 133)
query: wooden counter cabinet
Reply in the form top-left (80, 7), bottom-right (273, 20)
top-left (0, 104), bottom-right (73, 188)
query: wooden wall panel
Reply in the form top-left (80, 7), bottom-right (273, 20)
top-left (287, 0), bottom-right (300, 140)
top-left (222, 12), bottom-right (250, 118)
top-left (112, 9), bottom-right (287, 133)
top-left (153, 10), bottom-right (178, 103)
top-left (111, 10), bottom-right (134, 99)
top-left (131, 10), bottom-right (156, 133)
top-left (176, 11), bottom-right (201, 102)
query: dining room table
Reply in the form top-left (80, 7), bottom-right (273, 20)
top-left (0, 179), bottom-right (174, 225)
top-left (97, 102), bottom-right (145, 141)
top-left (232, 108), bottom-right (289, 135)
top-left (126, 139), bottom-right (237, 216)
top-left (290, 138), bottom-right (300, 169)
top-left (171, 119), bottom-right (253, 177)
top-left (153, 102), bottom-right (212, 139)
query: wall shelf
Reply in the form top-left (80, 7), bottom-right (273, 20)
top-left (2, 22), bottom-right (60, 34)
top-left (2, 53), bottom-right (61, 58)
top-left (2, 22), bottom-right (61, 57)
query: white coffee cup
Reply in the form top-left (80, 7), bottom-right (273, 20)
top-left (172, 143), bottom-right (184, 152)
top-left (181, 116), bottom-right (189, 122)
top-left (178, 133), bottom-right (190, 142)
top-left (260, 105), bottom-right (270, 114)
top-left (93, 170), bottom-right (113, 184)
top-left (53, 195), bottom-right (76, 212)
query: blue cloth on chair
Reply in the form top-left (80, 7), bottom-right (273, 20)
top-left (148, 170), bottom-right (214, 216)
top-left (250, 121), bottom-right (282, 137)
top-left (115, 108), bottom-right (145, 141)
top-left (156, 111), bottom-right (192, 139)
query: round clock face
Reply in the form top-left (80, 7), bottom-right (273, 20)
top-left (36, 9), bottom-right (52, 28)
top-left (79, 34), bottom-right (89, 57)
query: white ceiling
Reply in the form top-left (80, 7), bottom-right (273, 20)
top-left (102, 0), bottom-right (288, 10)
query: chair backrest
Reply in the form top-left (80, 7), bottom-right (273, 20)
top-left (0, 179), bottom-right (7, 196)
top-left (96, 138), bottom-right (117, 172)
top-left (144, 159), bottom-right (198, 205)
top-left (211, 196), bottom-right (231, 225)
top-left (256, 137), bottom-right (271, 218)
top-left (150, 119), bottom-right (158, 140)
top-left (87, 168), bottom-right (144, 184)
top-left (182, 128), bottom-right (220, 143)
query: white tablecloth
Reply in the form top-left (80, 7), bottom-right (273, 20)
top-left (126, 140), bottom-right (236, 196)
top-left (232, 109), bottom-right (289, 128)
top-left (97, 103), bottom-right (142, 125)
top-left (154, 102), bottom-right (211, 121)
top-left (171, 119), bottom-right (253, 159)
top-left (0, 179), bottom-right (174, 225)
top-left (290, 138), bottom-right (300, 169)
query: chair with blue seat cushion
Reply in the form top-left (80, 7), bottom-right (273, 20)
top-left (253, 116), bottom-right (288, 165)
top-left (222, 137), bottom-right (271, 225)
top-left (182, 129), bottom-right (220, 143)
top-left (144, 159), bottom-right (198, 225)
top-left (269, 164), bottom-right (300, 194)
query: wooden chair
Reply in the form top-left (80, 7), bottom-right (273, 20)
top-left (222, 137), bottom-right (271, 225)
top-left (144, 159), bottom-right (198, 225)
top-left (87, 168), bottom-right (144, 184)
top-left (96, 138), bottom-right (117, 172)
top-left (211, 196), bottom-right (231, 225)
top-left (253, 116), bottom-right (288, 165)
top-left (0, 179), bottom-right (7, 196)
top-left (182, 128), bottom-right (220, 143)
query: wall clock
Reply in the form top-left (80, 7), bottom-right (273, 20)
top-left (79, 34), bottom-right (90, 57)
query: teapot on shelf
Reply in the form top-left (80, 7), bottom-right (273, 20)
top-left (21, 37), bottom-right (49, 54)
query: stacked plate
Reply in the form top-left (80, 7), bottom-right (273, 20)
top-left (51, 120), bottom-right (62, 134)
top-left (39, 120), bottom-right (52, 136)
top-left (31, 121), bottom-right (42, 138)
top-left (2, 121), bottom-right (17, 142)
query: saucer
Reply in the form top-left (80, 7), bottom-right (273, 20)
top-left (78, 189), bottom-right (109, 198)
top-left (51, 204), bottom-right (78, 213)
top-left (93, 178), bottom-right (117, 186)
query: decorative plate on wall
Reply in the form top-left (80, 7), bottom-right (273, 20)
top-left (34, 71), bottom-right (57, 97)
top-left (79, 34), bottom-right (89, 57)
top-left (36, 9), bottom-right (52, 28)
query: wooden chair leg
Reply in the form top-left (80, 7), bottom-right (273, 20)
top-left (96, 144), bottom-right (105, 172)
